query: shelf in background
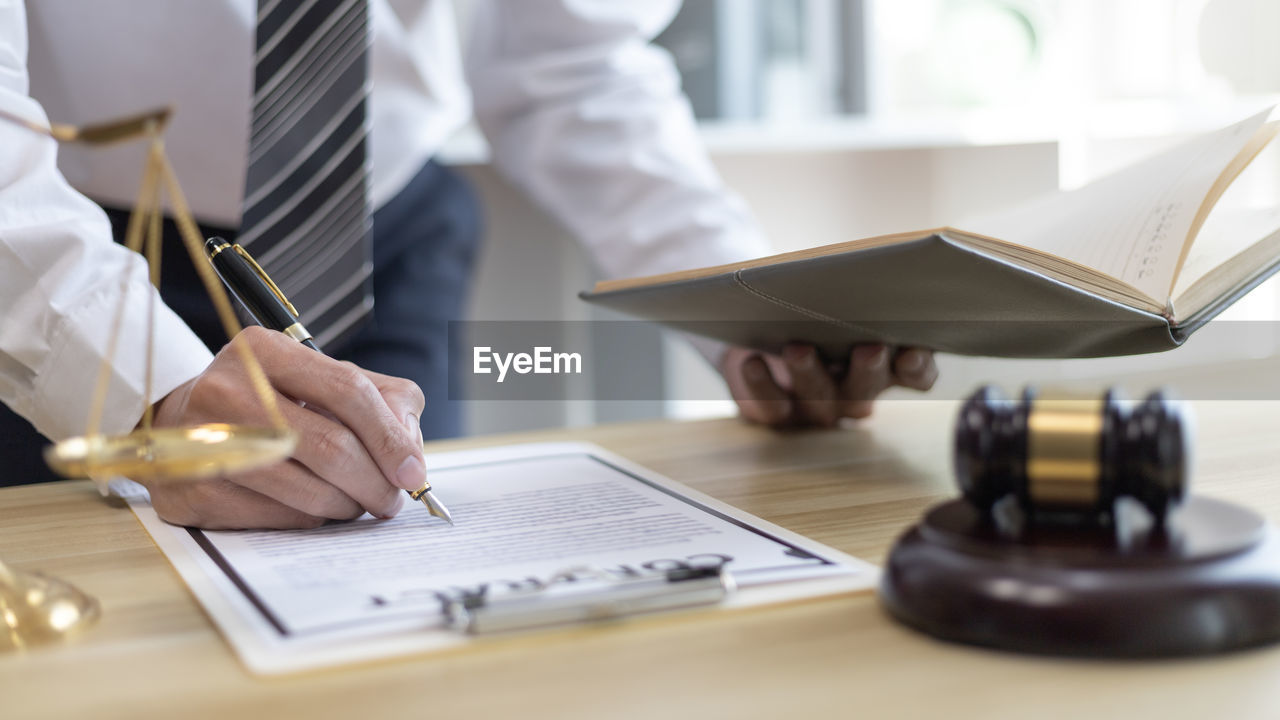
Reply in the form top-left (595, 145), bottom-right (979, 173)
top-left (437, 96), bottom-right (1278, 166)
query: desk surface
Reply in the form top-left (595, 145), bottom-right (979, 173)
top-left (5, 401), bottom-right (1280, 719)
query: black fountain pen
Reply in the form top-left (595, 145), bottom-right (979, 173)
top-left (204, 237), bottom-right (454, 525)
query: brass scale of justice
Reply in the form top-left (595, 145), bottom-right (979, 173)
top-left (0, 107), bottom-right (297, 650)
top-left (7, 108), bottom-right (1280, 658)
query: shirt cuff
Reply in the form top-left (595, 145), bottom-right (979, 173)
top-left (25, 273), bottom-right (213, 441)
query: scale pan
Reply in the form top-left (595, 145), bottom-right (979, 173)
top-left (44, 424), bottom-right (297, 481)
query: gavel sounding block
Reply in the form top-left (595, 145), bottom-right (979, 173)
top-left (880, 497), bottom-right (1280, 657)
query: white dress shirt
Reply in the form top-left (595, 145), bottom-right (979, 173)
top-left (1, 0), bottom-right (769, 442)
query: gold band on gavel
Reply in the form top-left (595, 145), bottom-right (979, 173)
top-left (1025, 395), bottom-right (1105, 507)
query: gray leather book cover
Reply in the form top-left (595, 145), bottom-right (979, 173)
top-left (581, 232), bottom-right (1183, 359)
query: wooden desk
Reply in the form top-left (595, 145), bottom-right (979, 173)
top-left (5, 401), bottom-right (1280, 719)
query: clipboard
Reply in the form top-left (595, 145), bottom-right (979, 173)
top-left (117, 442), bottom-right (877, 675)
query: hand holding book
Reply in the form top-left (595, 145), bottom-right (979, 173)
top-left (721, 344), bottom-right (937, 427)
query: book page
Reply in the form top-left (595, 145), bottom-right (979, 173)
top-left (1171, 133), bottom-right (1280, 319)
top-left (958, 109), bottom-right (1274, 304)
top-left (1171, 205), bottom-right (1280, 319)
top-left (119, 443), bottom-right (875, 674)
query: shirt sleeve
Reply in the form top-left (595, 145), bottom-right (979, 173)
top-left (463, 0), bottom-right (773, 282)
top-left (0, 3), bottom-right (212, 441)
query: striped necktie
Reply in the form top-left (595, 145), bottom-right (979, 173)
top-left (239, 0), bottom-right (374, 349)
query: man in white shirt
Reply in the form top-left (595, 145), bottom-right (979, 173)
top-left (0, 1), bottom-right (936, 527)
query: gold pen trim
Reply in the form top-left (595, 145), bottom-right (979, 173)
top-left (231, 244), bottom-right (300, 317)
top-left (282, 322), bottom-right (313, 344)
top-left (409, 482), bottom-right (454, 524)
top-left (206, 238), bottom-right (231, 259)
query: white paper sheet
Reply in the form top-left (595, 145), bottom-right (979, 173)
top-left (119, 442), bottom-right (877, 675)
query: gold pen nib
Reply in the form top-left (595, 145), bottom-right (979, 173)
top-left (409, 483), bottom-right (454, 526)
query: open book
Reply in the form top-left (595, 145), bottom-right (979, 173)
top-left (582, 109), bottom-right (1280, 358)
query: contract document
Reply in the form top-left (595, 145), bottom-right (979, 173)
top-left (120, 443), bottom-right (876, 675)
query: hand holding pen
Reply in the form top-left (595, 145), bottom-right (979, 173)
top-left (140, 238), bottom-right (449, 529)
top-left (205, 238), bottom-right (452, 524)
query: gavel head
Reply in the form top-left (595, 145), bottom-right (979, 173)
top-left (954, 386), bottom-right (1189, 524)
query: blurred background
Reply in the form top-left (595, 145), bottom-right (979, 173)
top-left (444, 0), bottom-right (1280, 435)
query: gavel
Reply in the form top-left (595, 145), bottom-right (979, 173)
top-left (954, 386), bottom-right (1189, 524)
top-left (883, 386), bottom-right (1280, 658)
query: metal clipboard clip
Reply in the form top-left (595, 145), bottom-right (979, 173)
top-left (442, 565), bottom-right (736, 635)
